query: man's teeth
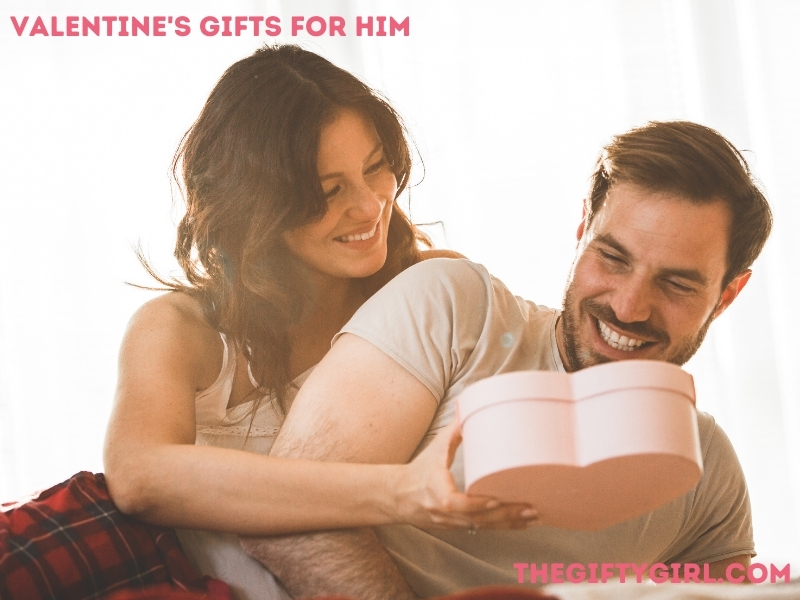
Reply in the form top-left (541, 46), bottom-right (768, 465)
top-left (598, 320), bottom-right (646, 352)
top-left (336, 228), bottom-right (376, 243)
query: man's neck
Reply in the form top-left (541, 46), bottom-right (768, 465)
top-left (554, 314), bottom-right (574, 372)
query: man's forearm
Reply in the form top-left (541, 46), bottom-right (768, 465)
top-left (241, 527), bottom-right (416, 600)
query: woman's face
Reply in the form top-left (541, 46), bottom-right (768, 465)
top-left (283, 109), bottom-right (397, 284)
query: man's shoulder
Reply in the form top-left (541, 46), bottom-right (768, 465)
top-left (373, 258), bottom-right (496, 311)
top-left (696, 410), bottom-right (717, 444)
top-left (397, 258), bottom-right (491, 290)
top-left (695, 411), bottom-right (742, 472)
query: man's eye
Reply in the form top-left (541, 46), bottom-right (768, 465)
top-left (323, 185), bottom-right (341, 200)
top-left (666, 280), bottom-right (694, 294)
top-left (600, 250), bottom-right (625, 264)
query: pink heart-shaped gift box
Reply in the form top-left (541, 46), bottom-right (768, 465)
top-left (456, 360), bottom-right (702, 531)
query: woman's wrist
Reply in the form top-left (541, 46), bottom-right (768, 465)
top-left (375, 462), bottom-right (418, 526)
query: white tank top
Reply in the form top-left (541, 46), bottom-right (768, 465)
top-left (194, 333), bottom-right (313, 455)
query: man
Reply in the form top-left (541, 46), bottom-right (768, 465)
top-left (243, 121), bottom-right (772, 599)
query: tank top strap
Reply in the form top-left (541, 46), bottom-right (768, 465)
top-left (194, 332), bottom-right (237, 425)
top-left (246, 361), bottom-right (259, 389)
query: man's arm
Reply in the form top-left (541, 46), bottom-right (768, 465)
top-left (242, 333), bottom-right (440, 600)
top-left (706, 554), bottom-right (752, 582)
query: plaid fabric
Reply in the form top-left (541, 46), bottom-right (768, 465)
top-left (0, 472), bottom-right (230, 600)
top-left (102, 582), bottom-right (231, 600)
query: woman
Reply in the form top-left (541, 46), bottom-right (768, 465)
top-left (102, 44), bottom-right (533, 592)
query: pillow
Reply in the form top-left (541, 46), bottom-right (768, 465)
top-left (0, 472), bottom-right (229, 600)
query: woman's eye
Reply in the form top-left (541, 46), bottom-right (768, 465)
top-left (365, 157), bottom-right (387, 174)
top-left (323, 185), bottom-right (341, 200)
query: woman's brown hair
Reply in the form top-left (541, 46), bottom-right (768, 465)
top-left (150, 44), bottom-right (427, 412)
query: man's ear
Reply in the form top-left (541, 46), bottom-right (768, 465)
top-left (576, 205), bottom-right (587, 241)
top-left (713, 270), bottom-right (751, 320)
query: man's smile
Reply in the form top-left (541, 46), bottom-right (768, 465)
top-left (596, 319), bottom-right (647, 351)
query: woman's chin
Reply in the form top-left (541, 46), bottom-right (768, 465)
top-left (316, 253), bottom-right (389, 282)
top-left (350, 257), bottom-right (389, 280)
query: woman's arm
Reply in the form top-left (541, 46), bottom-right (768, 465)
top-left (104, 294), bottom-right (532, 535)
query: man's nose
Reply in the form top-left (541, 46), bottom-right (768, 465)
top-left (609, 273), bottom-right (653, 324)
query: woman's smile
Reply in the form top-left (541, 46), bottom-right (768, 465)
top-left (282, 108), bottom-right (397, 282)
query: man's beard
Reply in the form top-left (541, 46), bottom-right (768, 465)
top-left (560, 282), bottom-right (715, 371)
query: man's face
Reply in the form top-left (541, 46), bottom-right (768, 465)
top-left (557, 182), bottom-right (749, 372)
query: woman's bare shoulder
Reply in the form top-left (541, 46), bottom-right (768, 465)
top-left (419, 248), bottom-right (467, 260)
top-left (126, 292), bottom-right (219, 352)
top-left (121, 292), bottom-right (222, 388)
top-left (130, 291), bottom-right (203, 325)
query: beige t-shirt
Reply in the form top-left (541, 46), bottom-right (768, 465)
top-left (339, 258), bottom-right (754, 597)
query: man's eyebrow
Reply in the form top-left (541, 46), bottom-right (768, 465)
top-left (594, 233), bottom-right (630, 258)
top-left (594, 233), bottom-right (709, 286)
top-left (319, 142), bottom-right (383, 182)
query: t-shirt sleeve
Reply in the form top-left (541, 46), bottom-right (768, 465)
top-left (658, 416), bottom-right (755, 565)
top-left (334, 258), bottom-right (491, 403)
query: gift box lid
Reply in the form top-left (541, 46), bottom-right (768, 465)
top-left (455, 360), bottom-right (702, 530)
top-left (457, 360), bottom-right (695, 424)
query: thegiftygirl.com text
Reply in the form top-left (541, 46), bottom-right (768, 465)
top-left (513, 562), bottom-right (791, 584)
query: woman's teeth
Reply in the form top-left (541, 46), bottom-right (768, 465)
top-left (598, 319), bottom-right (646, 351)
top-left (336, 228), bottom-right (376, 243)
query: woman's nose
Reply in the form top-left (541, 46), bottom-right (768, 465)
top-left (346, 182), bottom-right (385, 221)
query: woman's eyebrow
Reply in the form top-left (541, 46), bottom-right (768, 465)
top-left (319, 142), bottom-right (384, 182)
top-left (364, 142), bottom-right (384, 162)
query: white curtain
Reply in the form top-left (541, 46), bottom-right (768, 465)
top-left (1, 0), bottom-right (797, 568)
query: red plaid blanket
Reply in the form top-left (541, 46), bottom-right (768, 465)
top-left (1, 473), bottom-right (561, 600)
top-left (0, 472), bottom-right (230, 600)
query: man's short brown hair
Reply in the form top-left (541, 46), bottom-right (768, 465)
top-left (585, 121), bottom-right (772, 287)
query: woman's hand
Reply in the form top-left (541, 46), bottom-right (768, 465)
top-left (389, 420), bottom-right (538, 530)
